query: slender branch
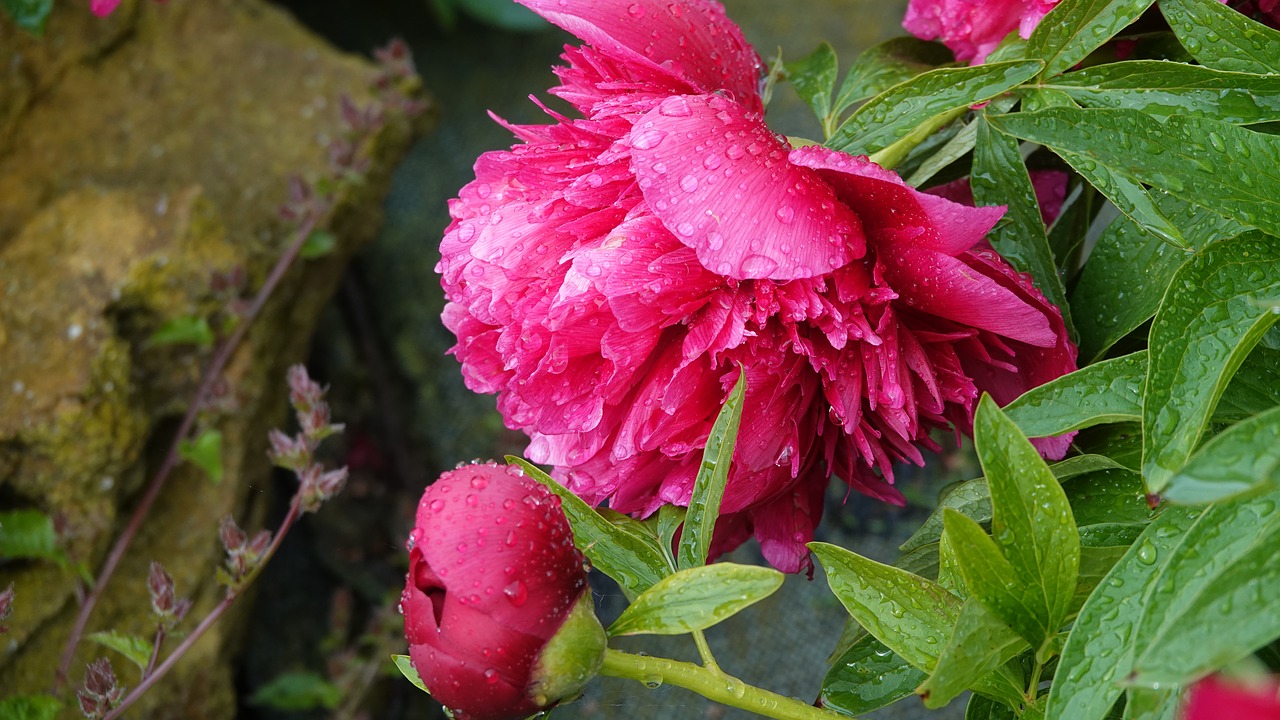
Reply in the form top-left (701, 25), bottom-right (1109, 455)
top-left (100, 498), bottom-right (305, 720)
top-left (600, 649), bottom-right (845, 720)
top-left (144, 626), bottom-right (165, 679)
top-left (55, 212), bottom-right (323, 688)
top-left (691, 630), bottom-right (721, 674)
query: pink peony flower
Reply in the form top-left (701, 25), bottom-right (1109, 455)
top-left (903, 0), bottom-right (1060, 64)
top-left (403, 463), bottom-right (605, 720)
top-left (1182, 675), bottom-right (1280, 720)
top-left (438, 0), bottom-right (1077, 573)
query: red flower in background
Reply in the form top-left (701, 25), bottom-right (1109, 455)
top-left (402, 463), bottom-right (604, 720)
top-left (1182, 675), bottom-right (1280, 720)
top-left (438, 0), bottom-right (1077, 573)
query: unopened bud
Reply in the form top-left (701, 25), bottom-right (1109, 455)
top-left (219, 515), bottom-right (247, 553)
top-left (287, 364), bottom-right (324, 412)
top-left (78, 658), bottom-right (123, 719)
top-left (148, 562), bottom-right (176, 615)
top-left (268, 429), bottom-right (310, 471)
top-left (0, 583), bottom-right (13, 633)
top-left (247, 530), bottom-right (273, 559)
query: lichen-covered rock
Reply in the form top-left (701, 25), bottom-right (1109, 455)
top-left (0, 0), bottom-right (425, 716)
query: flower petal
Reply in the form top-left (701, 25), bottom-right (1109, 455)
top-left (630, 94), bottom-right (865, 280)
top-left (517, 0), bottom-right (763, 108)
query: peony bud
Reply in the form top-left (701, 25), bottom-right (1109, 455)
top-left (402, 462), bottom-right (605, 720)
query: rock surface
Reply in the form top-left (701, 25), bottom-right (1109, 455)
top-left (0, 0), bottom-right (423, 716)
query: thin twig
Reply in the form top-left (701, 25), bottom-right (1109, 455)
top-left (144, 626), bottom-right (165, 679)
top-left (56, 212), bottom-right (323, 688)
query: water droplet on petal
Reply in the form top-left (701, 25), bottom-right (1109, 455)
top-left (680, 174), bottom-right (698, 192)
top-left (428, 499), bottom-right (446, 513)
top-left (503, 581), bottom-right (528, 606)
top-left (484, 668), bottom-right (501, 684)
top-left (632, 129), bottom-right (668, 150)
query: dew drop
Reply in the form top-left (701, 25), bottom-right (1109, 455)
top-left (428, 499), bottom-right (446, 513)
top-left (680, 174), bottom-right (698, 192)
top-left (504, 580), bottom-right (529, 606)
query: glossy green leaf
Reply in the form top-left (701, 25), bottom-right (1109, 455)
top-left (1071, 195), bottom-right (1247, 362)
top-left (249, 671), bottom-right (342, 711)
top-left (902, 455), bottom-right (1130, 553)
top-left (1056, 149), bottom-right (1191, 250)
top-left (1022, 87), bottom-right (1079, 113)
top-left (944, 510), bottom-right (1052, 650)
top-left (1071, 544), bottom-right (1128, 614)
top-left (179, 429), bottom-right (224, 484)
top-left (1143, 232), bottom-right (1280, 493)
top-left (508, 457), bottom-right (667, 597)
top-left (820, 634), bottom-right (926, 717)
top-left (87, 631), bottom-right (154, 671)
top-left (937, 529), bottom-right (966, 598)
top-left (811, 542), bottom-right (962, 672)
top-left (970, 396), bottom-right (1080, 649)
top-left (1048, 491), bottom-right (1280, 720)
top-left (1078, 522), bottom-right (1148, 548)
top-left (906, 119), bottom-right (977, 187)
top-left (1004, 352), bottom-right (1145, 437)
top-left (1160, 0), bottom-right (1280, 74)
top-left (972, 116), bottom-right (1074, 333)
top-left (1, 0), bottom-right (52, 34)
top-left (831, 37), bottom-right (955, 115)
top-left (917, 598), bottom-right (1029, 710)
top-left (1163, 405), bottom-right (1280, 504)
top-left (651, 503), bottom-right (685, 571)
top-left (829, 60), bottom-right (1043, 156)
top-left (678, 367), bottom-right (744, 569)
top-left (1026, 0), bottom-right (1157, 78)
top-left (146, 316), bottom-right (215, 348)
top-left (990, 109), bottom-right (1280, 239)
top-left (1215, 346), bottom-right (1280, 421)
top-left (392, 654), bottom-right (428, 693)
top-left (966, 694), bottom-right (1019, 720)
top-left (0, 509), bottom-right (64, 563)
top-left (606, 563), bottom-right (782, 636)
top-left (1122, 687), bottom-right (1178, 720)
top-left (787, 42), bottom-right (839, 132)
top-left (0, 696), bottom-right (61, 720)
top-left (1065, 468), bottom-right (1150, 527)
top-left (1044, 61), bottom-right (1280, 123)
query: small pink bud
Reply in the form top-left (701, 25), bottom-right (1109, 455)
top-left (148, 561), bottom-right (176, 615)
top-left (0, 582), bottom-right (13, 633)
top-left (403, 462), bottom-right (601, 720)
top-left (219, 515), bottom-right (247, 553)
top-left (247, 530), bottom-right (272, 558)
top-left (268, 429), bottom-right (309, 471)
top-left (78, 658), bottom-right (123, 719)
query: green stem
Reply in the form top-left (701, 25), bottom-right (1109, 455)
top-left (600, 649), bottom-right (846, 720)
top-left (867, 105), bottom-right (968, 170)
top-left (691, 630), bottom-right (721, 673)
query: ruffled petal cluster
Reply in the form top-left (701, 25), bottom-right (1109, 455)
top-left (903, 0), bottom-right (1060, 64)
top-left (438, 0), bottom-right (1077, 573)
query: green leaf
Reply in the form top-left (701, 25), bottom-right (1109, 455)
top-left (1078, 522), bottom-right (1148, 547)
top-left (391, 654), bottom-right (428, 693)
top-left (447, 0), bottom-right (546, 32)
top-left (810, 542), bottom-right (962, 673)
top-left (1, 0), bottom-right (53, 34)
top-left (1048, 491), bottom-right (1280, 719)
top-left (906, 119), bottom-right (978, 188)
top-left (1071, 423), bottom-right (1142, 470)
top-left (990, 109), bottom-right (1280, 239)
top-left (1143, 232), bottom-right (1280, 494)
top-left (0, 696), bottom-right (61, 720)
top-left (249, 671), bottom-right (342, 711)
top-left (968, 396), bottom-right (1080, 650)
top-left (299, 230), bottom-right (338, 259)
top-left (1071, 195), bottom-right (1247, 362)
top-left (606, 563), bottom-right (782, 636)
top-left (967, 694), bottom-right (1020, 720)
top-left (972, 116), bottom-right (1074, 335)
top-left (650, 503), bottom-right (685, 571)
top-left (944, 510), bottom-right (1051, 650)
top-left (508, 457), bottom-right (668, 597)
top-left (87, 631), bottom-right (154, 671)
top-left (917, 598), bottom-right (1029, 710)
top-left (1065, 468), bottom-right (1150, 527)
top-left (1044, 61), bottom-right (1280, 123)
top-left (787, 42), bottom-right (838, 132)
top-left (1053, 151), bottom-right (1191, 251)
top-left (829, 60), bottom-right (1043, 156)
top-left (902, 455), bottom-right (1131, 554)
top-left (677, 367), bottom-right (745, 569)
top-left (1216, 345), bottom-right (1280, 421)
top-left (821, 634), bottom-right (927, 717)
top-left (179, 429), bottom-right (224, 484)
top-left (0, 509), bottom-right (63, 563)
top-left (1071, 544), bottom-right (1128, 614)
top-left (1160, 0), bottom-right (1280, 74)
top-left (1163, 405), bottom-right (1280, 504)
top-left (1122, 687), bottom-right (1178, 720)
top-left (832, 37), bottom-right (955, 117)
top-left (1026, 0), bottom-right (1157, 78)
top-left (1004, 351), bottom-right (1145, 438)
top-left (146, 316), bottom-right (215, 348)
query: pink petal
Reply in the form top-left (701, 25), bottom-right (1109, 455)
top-left (630, 94), bottom-right (865, 280)
top-left (516, 0), bottom-right (763, 109)
top-left (791, 146), bottom-right (1004, 256)
top-left (90, 0), bottom-right (122, 16)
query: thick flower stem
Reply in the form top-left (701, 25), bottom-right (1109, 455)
top-left (867, 106), bottom-right (968, 170)
top-left (600, 649), bottom-right (847, 720)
